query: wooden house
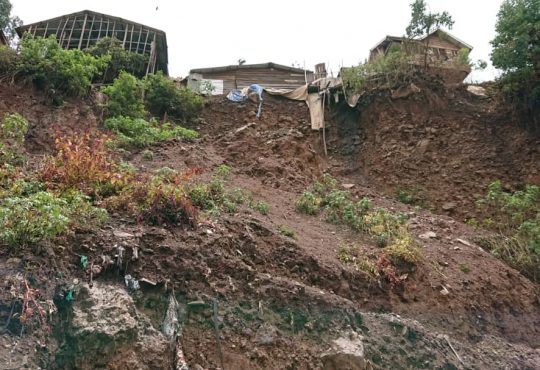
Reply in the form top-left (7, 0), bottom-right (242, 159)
top-left (15, 10), bottom-right (168, 75)
top-left (369, 29), bottom-right (473, 82)
top-left (187, 63), bottom-right (314, 95)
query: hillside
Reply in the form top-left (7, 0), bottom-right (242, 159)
top-left (0, 81), bottom-right (539, 370)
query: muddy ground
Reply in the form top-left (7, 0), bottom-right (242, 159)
top-left (0, 83), bottom-right (539, 370)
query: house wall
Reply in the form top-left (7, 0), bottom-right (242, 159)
top-left (199, 67), bottom-right (314, 94)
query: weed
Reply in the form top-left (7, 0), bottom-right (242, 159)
top-left (395, 188), bottom-right (414, 204)
top-left (476, 180), bottom-right (540, 281)
top-left (252, 200), bottom-right (270, 215)
top-left (459, 264), bottom-right (471, 273)
top-left (142, 150), bottom-right (154, 161)
top-left (41, 131), bottom-right (132, 198)
top-left (278, 225), bottom-right (296, 239)
top-left (0, 113), bottom-right (28, 165)
top-left (104, 116), bottom-right (198, 148)
top-left (295, 191), bottom-right (320, 215)
top-left (216, 164), bottom-right (231, 180)
top-left (0, 188), bottom-right (107, 247)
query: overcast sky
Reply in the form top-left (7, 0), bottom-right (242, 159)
top-left (11, 0), bottom-right (503, 81)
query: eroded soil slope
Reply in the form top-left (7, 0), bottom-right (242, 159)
top-left (0, 84), bottom-right (539, 370)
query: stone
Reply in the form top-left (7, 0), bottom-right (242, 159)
top-left (467, 85), bottom-right (487, 97)
top-left (456, 238), bottom-right (473, 247)
top-left (321, 332), bottom-right (373, 370)
top-left (342, 184), bottom-right (355, 189)
top-left (63, 282), bottom-right (172, 370)
top-left (442, 202), bottom-right (457, 211)
top-left (113, 230), bottom-right (135, 239)
top-left (419, 231), bottom-right (437, 239)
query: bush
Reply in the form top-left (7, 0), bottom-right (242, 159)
top-left (103, 71), bottom-right (145, 119)
top-left (0, 113), bottom-right (28, 165)
top-left (296, 191), bottom-right (320, 215)
top-left (144, 71), bottom-right (203, 121)
top-left (252, 200), bottom-right (270, 215)
top-left (87, 37), bottom-right (149, 82)
top-left (104, 116), bottom-right (198, 148)
top-left (0, 45), bottom-right (17, 75)
top-left (477, 180), bottom-right (540, 280)
top-left (0, 189), bottom-right (107, 247)
top-left (41, 131), bottom-right (132, 198)
top-left (17, 35), bottom-right (108, 100)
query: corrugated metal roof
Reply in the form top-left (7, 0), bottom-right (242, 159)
top-left (190, 62), bottom-right (313, 75)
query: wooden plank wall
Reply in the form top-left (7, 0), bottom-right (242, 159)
top-left (200, 68), bottom-right (314, 93)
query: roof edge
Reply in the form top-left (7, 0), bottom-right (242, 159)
top-left (190, 62), bottom-right (313, 75)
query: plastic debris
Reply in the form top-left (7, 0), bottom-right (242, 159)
top-left (65, 289), bottom-right (74, 302)
top-left (80, 255), bottom-right (88, 269)
top-left (124, 274), bottom-right (140, 290)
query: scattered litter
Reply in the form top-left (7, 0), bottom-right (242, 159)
top-left (139, 278), bottom-right (157, 286)
top-left (124, 275), bottom-right (140, 291)
top-left (80, 255), bottom-right (88, 269)
top-left (440, 286), bottom-right (450, 296)
top-left (456, 238), bottom-right (473, 247)
top-left (65, 289), bottom-right (74, 302)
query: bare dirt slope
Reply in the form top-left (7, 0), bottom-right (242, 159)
top-left (0, 85), bottom-right (539, 370)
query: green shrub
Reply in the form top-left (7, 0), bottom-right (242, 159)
top-left (296, 191), bottom-right (320, 215)
top-left (0, 189), bottom-right (107, 247)
top-left (216, 164), bottom-right (231, 180)
top-left (17, 35), bottom-right (108, 99)
top-left (252, 200), bottom-right (270, 215)
top-left (477, 180), bottom-right (540, 280)
top-left (278, 225), bottom-right (296, 239)
top-left (0, 113), bottom-right (28, 165)
top-left (0, 45), bottom-right (17, 75)
top-left (87, 37), bottom-right (149, 82)
top-left (144, 71), bottom-right (203, 121)
top-left (103, 71), bottom-right (145, 118)
top-left (104, 116), bottom-right (198, 147)
top-left (142, 149), bottom-right (154, 161)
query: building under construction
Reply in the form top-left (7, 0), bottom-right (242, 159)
top-left (16, 9), bottom-right (168, 75)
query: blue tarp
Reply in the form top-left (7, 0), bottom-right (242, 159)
top-left (226, 89), bottom-right (248, 102)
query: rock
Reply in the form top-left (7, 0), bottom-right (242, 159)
top-left (279, 115), bottom-right (294, 123)
top-left (442, 202), bottom-right (457, 211)
top-left (63, 282), bottom-right (172, 370)
top-left (321, 332), bottom-right (373, 370)
top-left (342, 183), bottom-right (355, 189)
top-left (113, 230), bottom-right (135, 239)
top-left (467, 85), bottom-right (487, 97)
top-left (419, 231), bottom-right (437, 239)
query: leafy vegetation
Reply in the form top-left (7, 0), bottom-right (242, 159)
top-left (278, 225), bottom-right (296, 239)
top-left (104, 116), bottom-right (198, 148)
top-left (144, 71), bottom-right (204, 121)
top-left (102, 71), bottom-right (145, 118)
top-left (0, 45), bottom-right (17, 75)
top-left (87, 37), bottom-right (149, 82)
top-left (296, 174), bottom-right (420, 280)
top-left (476, 180), bottom-right (540, 281)
top-left (491, 0), bottom-right (540, 132)
top-left (0, 189), bottom-right (107, 247)
top-left (41, 131), bottom-right (132, 198)
top-left (0, 0), bottom-right (22, 43)
top-left (0, 113), bottom-right (28, 165)
top-left (17, 35), bottom-right (109, 102)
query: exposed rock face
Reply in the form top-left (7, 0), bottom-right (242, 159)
top-left (57, 283), bottom-right (172, 370)
top-left (321, 332), bottom-right (373, 370)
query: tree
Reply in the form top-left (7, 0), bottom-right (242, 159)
top-left (406, 0), bottom-right (454, 68)
top-left (491, 0), bottom-right (540, 132)
top-left (0, 0), bottom-right (22, 43)
top-left (491, 0), bottom-right (539, 76)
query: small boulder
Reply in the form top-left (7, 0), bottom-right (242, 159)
top-left (321, 332), bottom-right (373, 370)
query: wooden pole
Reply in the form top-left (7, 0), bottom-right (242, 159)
top-left (85, 15), bottom-right (95, 49)
top-left (67, 16), bottom-right (78, 49)
top-left (77, 15), bottom-right (87, 49)
top-left (142, 30), bottom-right (150, 54)
top-left (322, 90), bottom-right (327, 157)
top-left (122, 23), bottom-right (128, 47)
top-left (43, 22), bottom-right (49, 37)
top-left (97, 17), bottom-right (103, 41)
top-left (128, 24), bottom-right (135, 51)
top-left (136, 26), bottom-right (143, 53)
